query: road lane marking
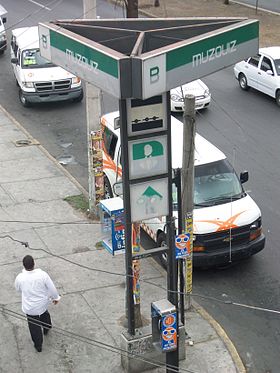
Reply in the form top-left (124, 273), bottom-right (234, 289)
top-left (27, 0), bottom-right (51, 11)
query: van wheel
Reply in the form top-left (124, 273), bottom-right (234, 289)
top-left (276, 90), bottom-right (280, 107)
top-left (19, 89), bottom-right (31, 107)
top-left (104, 175), bottom-right (113, 199)
top-left (157, 232), bottom-right (167, 269)
top-left (238, 73), bottom-right (249, 91)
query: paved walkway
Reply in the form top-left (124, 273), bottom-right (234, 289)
top-left (0, 104), bottom-right (245, 373)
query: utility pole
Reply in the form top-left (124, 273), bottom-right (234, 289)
top-left (83, 0), bottom-right (102, 217)
top-left (181, 95), bottom-right (195, 311)
top-left (126, 0), bottom-right (138, 17)
top-left (166, 94), bottom-right (179, 373)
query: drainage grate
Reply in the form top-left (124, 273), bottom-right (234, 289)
top-left (14, 139), bottom-right (40, 147)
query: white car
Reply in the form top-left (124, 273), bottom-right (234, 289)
top-left (170, 79), bottom-right (211, 112)
top-left (234, 46), bottom-right (280, 107)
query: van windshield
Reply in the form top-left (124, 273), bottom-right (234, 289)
top-left (172, 159), bottom-right (244, 210)
top-left (21, 49), bottom-right (55, 68)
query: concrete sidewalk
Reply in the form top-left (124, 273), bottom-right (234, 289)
top-left (0, 105), bottom-right (245, 373)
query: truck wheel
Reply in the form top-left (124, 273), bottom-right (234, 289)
top-left (157, 232), bottom-right (167, 269)
top-left (19, 89), bottom-right (31, 107)
top-left (104, 175), bottom-right (113, 199)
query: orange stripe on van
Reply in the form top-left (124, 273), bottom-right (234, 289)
top-left (196, 211), bottom-right (245, 232)
top-left (103, 148), bottom-right (122, 177)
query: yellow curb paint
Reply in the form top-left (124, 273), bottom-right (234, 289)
top-left (193, 300), bottom-right (246, 373)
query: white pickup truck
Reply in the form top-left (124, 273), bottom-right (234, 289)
top-left (10, 26), bottom-right (83, 107)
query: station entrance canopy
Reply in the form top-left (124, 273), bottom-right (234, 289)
top-left (39, 18), bottom-right (259, 99)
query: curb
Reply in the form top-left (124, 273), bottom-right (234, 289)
top-left (144, 253), bottom-right (247, 372)
top-left (193, 301), bottom-right (246, 373)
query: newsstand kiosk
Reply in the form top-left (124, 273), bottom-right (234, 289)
top-left (99, 197), bottom-right (125, 255)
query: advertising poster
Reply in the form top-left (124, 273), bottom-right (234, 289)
top-left (161, 312), bottom-right (177, 352)
top-left (113, 210), bottom-right (125, 252)
top-left (132, 260), bottom-right (140, 304)
top-left (91, 130), bottom-right (104, 204)
top-left (175, 232), bottom-right (191, 259)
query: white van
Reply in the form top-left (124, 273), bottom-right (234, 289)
top-left (0, 5), bottom-right (7, 55)
top-left (101, 111), bottom-right (265, 267)
top-left (10, 26), bottom-right (83, 107)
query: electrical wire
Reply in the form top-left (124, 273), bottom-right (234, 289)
top-left (1, 0), bottom-right (95, 35)
top-left (1, 234), bottom-right (280, 316)
top-left (0, 0), bottom-right (98, 53)
top-left (0, 305), bottom-right (197, 373)
top-left (0, 217), bottom-right (173, 226)
top-left (0, 235), bottom-right (128, 278)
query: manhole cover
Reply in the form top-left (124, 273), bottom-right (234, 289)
top-left (14, 139), bottom-right (40, 147)
top-left (15, 139), bottom-right (32, 146)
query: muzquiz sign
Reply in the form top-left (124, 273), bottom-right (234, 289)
top-left (192, 40), bottom-right (237, 67)
top-left (65, 49), bottom-right (99, 73)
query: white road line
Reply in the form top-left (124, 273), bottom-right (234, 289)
top-left (27, 0), bottom-right (51, 11)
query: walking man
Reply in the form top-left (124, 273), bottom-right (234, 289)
top-left (15, 255), bottom-right (60, 352)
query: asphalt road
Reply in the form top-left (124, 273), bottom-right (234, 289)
top-left (1, 1), bottom-right (280, 372)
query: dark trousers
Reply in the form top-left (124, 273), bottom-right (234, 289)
top-left (26, 310), bottom-right (52, 348)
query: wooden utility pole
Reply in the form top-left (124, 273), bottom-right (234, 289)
top-left (126, 0), bottom-right (138, 17)
top-left (83, 0), bottom-right (102, 217)
top-left (181, 95), bottom-right (196, 311)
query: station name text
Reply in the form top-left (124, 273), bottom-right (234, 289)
top-left (65, 49), bottom-right (98, 73)
top-left (192, 40), bottom-right (237, 67)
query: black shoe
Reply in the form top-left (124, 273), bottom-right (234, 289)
top-left (34, 345), bottom-right (42, 352)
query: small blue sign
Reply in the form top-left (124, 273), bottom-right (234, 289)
top-left (175, 233), bottom-right (190, 259)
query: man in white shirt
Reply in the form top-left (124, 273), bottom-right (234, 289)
top-left (15, 255), bottom-right (60, 352)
